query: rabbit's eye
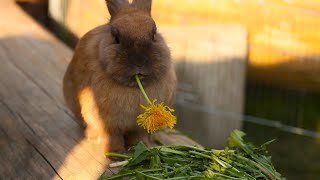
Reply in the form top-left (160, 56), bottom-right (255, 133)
top-left (114, 35), bottom-right (120, 44)
top-left (111, 27), bottom-right (120, 44)
top-left (152, 26), bottom-right (157, 42)
top-left (152, 33), bottom-right (156, 42)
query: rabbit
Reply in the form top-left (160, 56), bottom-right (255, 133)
top-left (63, 0), bottom-right (177, 153)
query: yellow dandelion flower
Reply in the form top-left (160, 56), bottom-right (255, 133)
top-left (137, 101), bottom-right (176, 133)
top-left (135, 75), bottom-right (177, 134)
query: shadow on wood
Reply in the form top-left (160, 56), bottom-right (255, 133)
top-left (0, 35), bottom-right (110, 179)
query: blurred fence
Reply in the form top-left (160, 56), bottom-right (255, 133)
top-left (48, 0), bottom-right (320, 90)
top-left (152, 0), bottom-right (320, 90)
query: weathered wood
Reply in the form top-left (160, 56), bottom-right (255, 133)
top-left (0, 1), bottom-right (200, 179)
top-left (0, 102), bottom-right (56, 180)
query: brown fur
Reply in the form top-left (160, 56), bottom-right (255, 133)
top-left (63, 0), bottom-right (176, 152)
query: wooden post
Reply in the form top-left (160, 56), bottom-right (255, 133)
top-left (159, 25), bottom-right (248, 148)
top-left (48, 0), bottom-right (66, 25)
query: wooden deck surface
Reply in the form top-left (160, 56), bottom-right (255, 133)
top-left (0, 1), bottom-right (200, 179)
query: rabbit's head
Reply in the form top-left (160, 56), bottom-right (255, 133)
top-left (99, 0), bottom-right (171, 87)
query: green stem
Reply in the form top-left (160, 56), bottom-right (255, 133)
top-left (159, 147), bottom-right (188, 156)
top-left (136, 171), bottom-right (163, 180)
top-left (209, 172), bottom-right (247, 180)
top-left (109, 160), bottom-right (129, 168)
top-left (166, 176), bottom-right (200, 180)
top-left (104, 168), bottom-right (162, 180)
top-left (156, 144), bottom-right (209, 153)
top-left (105, 152), bottom-right (131, 159)
top-left (135, 75), bottom-right (152, 104)
top-left (211, 154), bottom-right (254, 179)
top-left (233, 154), bottom-right (275, 180)
top-left (189, 151), bottom-right (212, 159)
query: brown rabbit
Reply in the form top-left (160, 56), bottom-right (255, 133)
top-left (63, 0), bottom-right (176, 152)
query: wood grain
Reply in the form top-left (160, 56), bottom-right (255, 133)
top-left (0, 102), bottom-right (57, 180)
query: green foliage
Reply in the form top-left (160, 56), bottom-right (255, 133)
top-left (130, 142), bottom-right (150, 166)
top-left (100, 130), bottom-right (285, 180)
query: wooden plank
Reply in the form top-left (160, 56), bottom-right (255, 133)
top-left (0, 102), bottom-right (56, 180)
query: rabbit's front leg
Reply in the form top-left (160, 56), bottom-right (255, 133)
top-left (79, 87), bottom-right (126, 152)
top-left (125, 129), bottom-right (154, 148)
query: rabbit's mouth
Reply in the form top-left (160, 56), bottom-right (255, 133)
top-left (136, 73), bottom-right (147, 80)
top-left (125, 73), bottom-right (153, 87)
top-left (112, 74), bottom-right (153, 87)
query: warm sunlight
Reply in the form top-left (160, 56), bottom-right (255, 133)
top-left (55, 138), bottom-right (109, 180)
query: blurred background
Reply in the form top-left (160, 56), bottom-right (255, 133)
top-left (14, 0), bottom-right (320, 179)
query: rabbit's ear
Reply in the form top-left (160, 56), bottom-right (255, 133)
top-left (106, 0), bottom-right (129, 17)
top-left (131, 0), bottom-right (152, 15)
